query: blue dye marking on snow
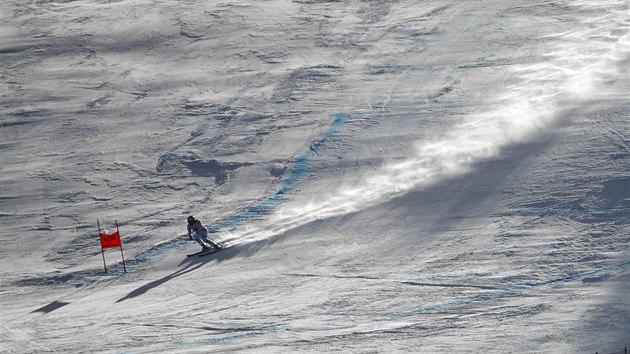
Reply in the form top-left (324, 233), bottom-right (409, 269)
top-left (0, 290), bottom-right (18, 298)
top-left (118, 330), bottom-right (272, 354)
top-left (129, 112), bottom-right (349, 265)
top-left (514, 260), bottom-right (630, 288)
top-left (206, 112), bottom-right (349, 233)
top-left (385, 259), bottom-right (630, 320)
top-left (522, 205), bottom-right (630, 215)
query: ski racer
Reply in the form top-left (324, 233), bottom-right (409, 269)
top-left (187, 216), bottom-right (222, 251)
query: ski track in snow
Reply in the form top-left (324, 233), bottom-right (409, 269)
top-left (130, 112), bottom-right (350, 265)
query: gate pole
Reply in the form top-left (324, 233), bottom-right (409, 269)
top-left (98, 219), bottom-right (107, 273)
top-left (116, 220), bottom-right (127, 273)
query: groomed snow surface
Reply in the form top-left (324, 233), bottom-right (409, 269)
top-left (1, 0), bottom-right (629, 352)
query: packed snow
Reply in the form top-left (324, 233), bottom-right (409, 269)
top-left (1, 0), bottom-right (629, 352)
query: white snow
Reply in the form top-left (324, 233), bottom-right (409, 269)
top-left (1, 0), bottom-right (629, 352)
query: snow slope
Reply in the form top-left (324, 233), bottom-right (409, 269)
top-left (1, 0), bottom-right (629, 352)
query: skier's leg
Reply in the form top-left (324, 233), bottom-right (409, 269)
top-left (202, 235), bottom-right (219, 248)
top-left (200, 230), bottom-right (221, 249)
top-left (210, 240), bottom-right (222, 249)
top-left (203, 236), bottom-right (221, 249)
top-left (193, 232), bottom-right (212, 250)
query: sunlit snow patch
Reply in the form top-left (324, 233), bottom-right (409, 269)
top-left (228, 1), bottom-right (629, 246)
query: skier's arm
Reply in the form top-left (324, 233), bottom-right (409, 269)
top-left (187, 224), bottom-right (192, 239)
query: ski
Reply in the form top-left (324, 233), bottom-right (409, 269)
top-left (187, 244), bottom-right (224, 257)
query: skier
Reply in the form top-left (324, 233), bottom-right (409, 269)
top-left (187, 216), bottom-right (221, 252)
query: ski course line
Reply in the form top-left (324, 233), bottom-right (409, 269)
top-left (129, 112), bottom-right (350, 266)
top-left (206, 112), bottom-right (349, 234)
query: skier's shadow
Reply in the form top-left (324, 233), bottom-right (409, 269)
top-left (116, 260), bottom-right (205, 303)
top-left (116, 236), bottom-right (282, 303)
